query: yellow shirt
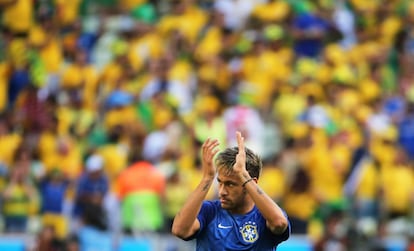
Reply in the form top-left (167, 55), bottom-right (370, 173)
top-left (7, 38), bottom-right (28, 69)
top-left (0, 62), bottom-right (9, 112)
top-left (355, 161), bottom-right (379, 200)
top-left (42, 213), bottom-right (68, 239)
top-left (177, 145), bottom-right (196, 171)
top-left (157, 6), bottom-right (207, 44)
top-left (61, 65), bottom-right (86, 89)
top-left (28, 25), bottom-right (63, 74)
top-left (252, 0), bottom-right (290, 22)
top-left (358, 78), bottom-right (381, 102)
top-left (2, 0), bottom-right (33, 33)
top-left (315, 63), bottom-right (332, 85)
top-left (197, 56), bottom-right (231, 90)
top-left (380, 164), bottom-right (414, 213)
top-left (194, 26), bottom-right (223, 62)
top-left (283, 192), bottom-right (318, 220)
top-left (349, 0), bottom-right (379, 12)
top-left (56, 106), bottom-right (95, 136)
top-left (61, 64), bottom-right (99, 109)
top-left (297, 81), bottom-right (325, 100)
top-left (259, 166), bottom-right (285, 200)
top-left (57, 106), bottom-right (75, 136)
top-left (169, 59), bottom-right (194, 84)
top-left (337, 88), bottom-right (362, 114)
top-left (330, 143), bottom-right (352, 175)
top-left (3, 184), bottom-right (30, 216)
top-left (0, 133), bottom-right (22, 167)
top-left (165, 178), bottom-right (192, 218)
top-left (379, 15), bottom-right (402, 46)
top-left (38, 131), bottom-right (57, 160)
top-left (104, 106), bottom-right (138, 130)
top-left (129, 32), bottom-right (164, 63)
top-left (39, 134), bottom-right (82, 179)
top-left (48, 145), bottom-right (82, 180)
top-left (100, 61), bottom-right (124, 95)
top-left (81, 66), bottom-right (99, 110)
top-left (241, 52), bottom-right (288, 107)
top-left (98, 144), bottom-right (129, 181)
top-left (305, 143), bottom-right (344, 202)
top-left (370, 140), bottom-right (397, 166)
top-left (40, 38), bottom-right (63, 74)
top-left (273, 92), bottom-right (307, 132)
top-left (55, 0), bottom-right (81, 26)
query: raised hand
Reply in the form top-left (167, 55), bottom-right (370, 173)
top-left (233, 131), bottom-right (248, 180)
top-left (201, 138), bottom-right (220, 178)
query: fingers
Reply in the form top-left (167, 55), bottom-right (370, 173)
top-left (236, 131), bottom-right (245, 152)
top-left (234, 132), bottom-right (246, 174)
top-left (203, 138), bottom-right (219, 150)
top-left (202, 138), bottom-right (220, 157)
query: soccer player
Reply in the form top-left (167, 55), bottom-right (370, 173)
top-left (172, 131), bottom-right (290, 250)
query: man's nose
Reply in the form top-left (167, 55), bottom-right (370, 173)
top-left (218, 184), bottom-right (227, 196)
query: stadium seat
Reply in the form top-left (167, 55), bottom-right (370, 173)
top-left (277, 235), bottom-right (313, 251)
top-left (117, 237), bottom-right (152, 251)
top-left (78, 226), bottom-right (113, 251)
top-left (383, 237), bottom-right (407, 251)
top-left (0, 238), bottom-right (25, 251)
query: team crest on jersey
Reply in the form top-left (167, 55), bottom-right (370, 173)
top-left (239, 221), bottom-right (258, 243)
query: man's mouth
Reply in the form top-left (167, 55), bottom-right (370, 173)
top-left (220, 199), bottom-right (229, 204)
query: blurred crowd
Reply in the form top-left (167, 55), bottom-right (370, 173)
top-left (1, 0), bottom-right (414, 250)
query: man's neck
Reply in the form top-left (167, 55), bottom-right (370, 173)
top-left (229, 200), bottom-right (255, 215)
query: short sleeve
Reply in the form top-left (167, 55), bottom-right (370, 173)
top-left (279, 217), bottom-right (291, 242)
top-left (262, 210), bottom-right (291, 245)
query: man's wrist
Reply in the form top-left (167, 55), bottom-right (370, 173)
top-left (239, 172), bottom-right (252, 185)
top-left (240, 171), bottom-right (251, 180)
top-left (242, 178), bottom-right (254, 187)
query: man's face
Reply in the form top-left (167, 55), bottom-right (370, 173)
top-left (217, 169), bottom-right (247, 214)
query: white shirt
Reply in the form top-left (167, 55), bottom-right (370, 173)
top-left (214, 0), bottom-right (264, 31)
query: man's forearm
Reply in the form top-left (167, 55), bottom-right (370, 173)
top-left (171, 177), bottom-right (214, 238)
top-left (243, 179), bottom-right (288, 234)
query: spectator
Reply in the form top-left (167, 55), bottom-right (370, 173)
top-left (73, 154), bottom-right (109, 231)
top-left (258, 156), bottom-right (286, 203)
top-left (283, 168), bottom-right (318, 234)
top-left (291, 5), bottom-right (330, 58)
top-left (140, 56), bottom-right (194, 115)
top-left (39, 169), bottom-right (71, 240)
top-left (2, 165), bottom-right (38, 233)
top-left (0, 0), bottom-right (34, 36)
top-left (65, 234), bottom-right (80, 251)
top-left (31, 225), bottom-right (65, 251)
top-left (115, 156), bottom-right (166, 233)
top-left (379, 147), bottom-right (414, 236)
top-left (398, 102), bottom-right (414, 160)
top-left (192, 95), bottom-right (227, 150)
top-left (7, 59), bottom-right (31, 108)
top-left (214, 0), bottom-right (260, 31)
top-left (314, 209), bottom-right (349, 251)
top-left (60, 48), bottom-right (99, 110)
top-left (164, 168), bottom-right (191, 233)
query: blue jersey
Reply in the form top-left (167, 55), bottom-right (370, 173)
top-left (189, 200), bottom-right (290, 251)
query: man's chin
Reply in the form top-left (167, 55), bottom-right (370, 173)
top-left (220, 201), bottom-right (231, 209)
